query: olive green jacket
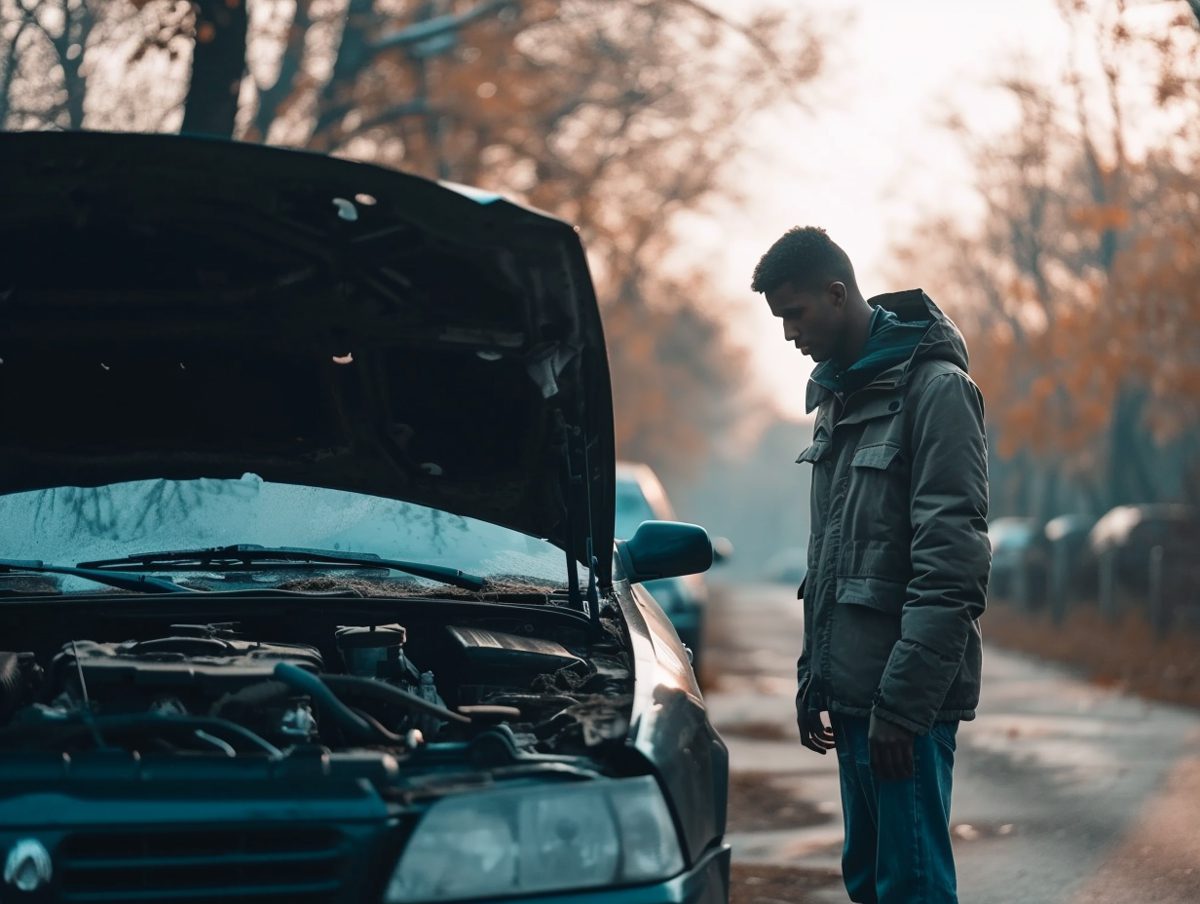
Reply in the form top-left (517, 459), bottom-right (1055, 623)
top-left (796, 289), bottom-right (990, 734)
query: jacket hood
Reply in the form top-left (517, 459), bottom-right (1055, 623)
top-left (882, 289), bottom-right (970, 373)
top-left (0, 131), bottom-right (616, 583)
top-left (806, 289), bottom-right (969, 412)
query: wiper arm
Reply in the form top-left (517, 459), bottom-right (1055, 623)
top-left (0, 560), bottom-right (195, 594)
top-left (78, 545), bottom-right (487, 592)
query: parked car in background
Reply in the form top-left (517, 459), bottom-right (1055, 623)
top-left (0, 131), bottom-right (731, 904)
top-left (1038, 514), bottom-right (1096, 611)
top-left (1088, 504), bottom-right (1200, 594)
top-left (615, 462), bottom-right (729, 676)
top-left (988, 516), bottom-right (1039, 600)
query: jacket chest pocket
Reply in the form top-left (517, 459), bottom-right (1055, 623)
top-left (795, 439), bottom-right (830, 466)
top-left (845, 441), bottom-right (908, 539)
top-left (835, 574), bottom-right (906, 615)
top-left (851, 442), bottom-right (902, 471)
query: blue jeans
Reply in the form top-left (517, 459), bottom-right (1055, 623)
top-left (830, 714), bottom-right (958, 904)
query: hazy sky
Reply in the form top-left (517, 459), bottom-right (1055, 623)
top-left (689, 0), bottom-right (1073, 419)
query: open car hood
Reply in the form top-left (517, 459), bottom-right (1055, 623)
top-left (0, 132), bottom-right (615, 584)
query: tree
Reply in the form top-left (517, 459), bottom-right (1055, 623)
top-left (180, 0), bottom-right (248, 137)
top-left (891, 0), bottom-right (1200, 516)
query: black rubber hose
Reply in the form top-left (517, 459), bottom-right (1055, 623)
top-left (320, 673), bottom-right (470, 725)
top-left (272, 662), bottom-right (379, 743)
top-left (37, 713), bottom-right (282, 757)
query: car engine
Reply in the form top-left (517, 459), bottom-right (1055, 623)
top-left (0, 615), bottom-right (631, 759)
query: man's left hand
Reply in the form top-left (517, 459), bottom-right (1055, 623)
top-left (868, 712), bottom-right (915, 780)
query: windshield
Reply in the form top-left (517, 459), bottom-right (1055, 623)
top-left (0, 475), bottom-right (573, 591)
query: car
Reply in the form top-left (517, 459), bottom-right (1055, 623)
top-left (615, 462), bottom-right (729, 676)
top-left (0, 131), bottom-right (731, 903)
top-left (987, 516), bottom-right (1039, 600)
top-left (1088, 504), bottom-right (1200, 595)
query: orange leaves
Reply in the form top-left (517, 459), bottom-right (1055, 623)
top-left (1029, 374), bottom-right (1057, 407)
top-left (1068, 204), bottom-right (1130, 231)
top-left (893, 2), bottom-right (1200, 486)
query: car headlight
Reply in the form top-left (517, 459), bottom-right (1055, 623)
top-left (383, 775), bottom-right (684, 902)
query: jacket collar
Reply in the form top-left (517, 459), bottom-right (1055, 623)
top-left (805, 289), bottom-right (959, 413)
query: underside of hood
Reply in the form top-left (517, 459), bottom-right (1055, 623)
top-left (0, 131), bottom-right (615, 583)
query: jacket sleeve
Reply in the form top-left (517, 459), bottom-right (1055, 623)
top-left (795, 576), bottom-right (812, 697)
top-left (873, 371), bottom-right (990, 734)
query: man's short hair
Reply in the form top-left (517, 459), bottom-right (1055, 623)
top-left (751, 226), bottom-right (857, 295)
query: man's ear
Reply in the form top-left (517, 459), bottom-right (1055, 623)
top-left (828, 280), bottom-right (847, 307)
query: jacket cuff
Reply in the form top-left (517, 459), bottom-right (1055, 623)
top-left (876, 638), bottom-right (959, 734)
top-left (871, 704), bottom-right (928, 735)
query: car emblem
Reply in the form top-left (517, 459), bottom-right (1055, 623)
top-left (3, 839), bottom-right (53, 892)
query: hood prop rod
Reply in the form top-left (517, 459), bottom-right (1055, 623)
top-left (556, 410), bottom-right (583, 617)
top-left (580, 424), bottom-right (601, 630)
top-left (555, 409), bottom-right (601, 635)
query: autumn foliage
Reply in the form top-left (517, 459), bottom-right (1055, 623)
top-left (893, 0), bottom-right (1200, 516)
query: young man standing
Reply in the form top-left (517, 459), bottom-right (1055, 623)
top-left (751, 227), bottom-right (990, 904)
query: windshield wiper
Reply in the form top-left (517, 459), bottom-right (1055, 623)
top-left (77, 545), bottom-right (487, 593)
top-left (0, 560), bottom-right (194, 595)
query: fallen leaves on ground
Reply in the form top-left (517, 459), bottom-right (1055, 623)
top-left (726, 771), bottom-right (830, 834)
top-left (985, 603), bottom-right (1200, 709)
top-left (730, 863), bottom-right (842, 904)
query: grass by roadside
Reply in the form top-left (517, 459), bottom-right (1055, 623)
top-left (984, 602), bottom-right (1200, 709)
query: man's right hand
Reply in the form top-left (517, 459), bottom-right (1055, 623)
top-left (796, 696), bottom-right (836, 755)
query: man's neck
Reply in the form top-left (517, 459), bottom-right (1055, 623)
top-left (833, 296), bottom-right (875, 369)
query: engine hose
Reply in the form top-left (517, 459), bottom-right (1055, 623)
top-left (319, 673), bottom-right (470, 725)
top-left (272, 663), bottom-right (379, 744)
top-left (50, 713), bottom-right (282, 757)
top-left (349, 707), bottom-right (405, 744)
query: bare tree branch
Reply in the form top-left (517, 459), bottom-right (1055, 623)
top-left (250, 0), bottom-right (313, 141)
top-left (659, 0), bottom-right (815, 100)
top-left (371, 0), bottom-right (516, 53)
top-left (338, 98), bottom-right (429, 142)
top-left (309, 0), bottom-right (373, 146)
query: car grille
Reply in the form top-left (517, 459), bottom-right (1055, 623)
top-left (56, 824), bottom-right (349, 903)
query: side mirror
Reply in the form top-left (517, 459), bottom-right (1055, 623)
top-left (615, 520), bottom-right (714, 584)
top-left (711, 536), bottom-right (734, 565)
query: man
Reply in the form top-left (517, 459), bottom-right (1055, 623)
top-left (751, 226), bottom-right (990, 904)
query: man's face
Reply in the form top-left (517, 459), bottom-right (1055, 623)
top-left (765, 280), bottom-right (846, 363)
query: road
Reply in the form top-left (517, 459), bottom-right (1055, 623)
top-left (703, 581), bottom-right (1200, 904)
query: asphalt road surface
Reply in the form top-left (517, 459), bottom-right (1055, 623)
top-left (704, 581), bottom-right (1200, 904)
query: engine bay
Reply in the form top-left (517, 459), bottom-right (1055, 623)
top-left (0, 601), bottom-right (634, 762)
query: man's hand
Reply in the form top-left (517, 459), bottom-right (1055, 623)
top-left (869, 712), bottom-right (915, 779)
top-left (796, 696), bottom-right (836, 755)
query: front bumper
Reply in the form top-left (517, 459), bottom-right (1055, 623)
top-left (510, 842), bottom-right (731, 904)
top-left (0, 765), bottom-right (729, 904)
